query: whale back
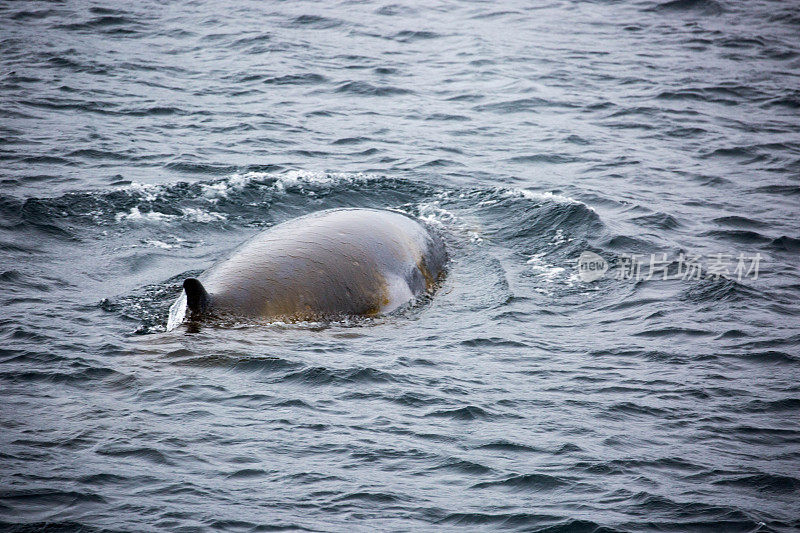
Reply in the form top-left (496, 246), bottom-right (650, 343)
top-left (168, 208), bottom-right (445, 328)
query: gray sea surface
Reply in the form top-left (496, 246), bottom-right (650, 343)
top-left (1, 0), bottom-right (799, 531)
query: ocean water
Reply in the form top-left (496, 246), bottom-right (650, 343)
top-left (1, 0), bottom-right (799, 531)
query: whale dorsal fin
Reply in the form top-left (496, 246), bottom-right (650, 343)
top-left (183, 278), bottom-right (210, 316)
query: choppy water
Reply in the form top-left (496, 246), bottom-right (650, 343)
top-left (2, 0), bottom-right (799, 531)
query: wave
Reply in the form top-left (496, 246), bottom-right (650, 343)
top-left (290, 14), bottom-right (343, 29)
top-left (335, 81), bottom-right (413, 96)
top-left (471, 473), bottom-right (569, 491)
top-left (649, 0), bottom-right (725, 15)
top-left (2, 170), bottom-right (621, 335)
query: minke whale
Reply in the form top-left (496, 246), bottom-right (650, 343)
top-left (166, 208), bottom-right (447, 330)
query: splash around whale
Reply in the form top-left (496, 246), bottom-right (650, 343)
top-left (166, 208), bottom-right (447, 331)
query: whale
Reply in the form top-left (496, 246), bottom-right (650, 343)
top-left (166, 208), bottom-right (446, 330)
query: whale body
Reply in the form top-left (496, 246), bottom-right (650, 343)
top-left (166, 208), bottom-right (446, 330)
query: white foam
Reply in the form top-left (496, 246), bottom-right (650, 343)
top-left (115, 206), bottom-right (177, 223)
top-left (415, 201), bottom-right (455, 227)
top-left (200, 172), bottom-right (258, 201)
top-left (181, 208), bottom-right (227, 222)
top-left (413, 197), bottom-right (484, 244)
top-left (141, 236), bottom-right (191, 249)
top-left (143, 239), bottom-right (175, 249)
top-left (526, 253), bottom-right (567, 283)
top-left (272, 170), bottom-right (377, 191)
top-left (195, 170), bottom-right (381, 200)
top-left (506, 187), bottom-right (592, 209)
top-left (166, 292), bottom-right (186, 332)
top-left (122, 182), bottom-right (163, 202)
top-left (548, 229), bottom-right (573, 246)
top-left (115, 206), bottom-right (225, 224)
